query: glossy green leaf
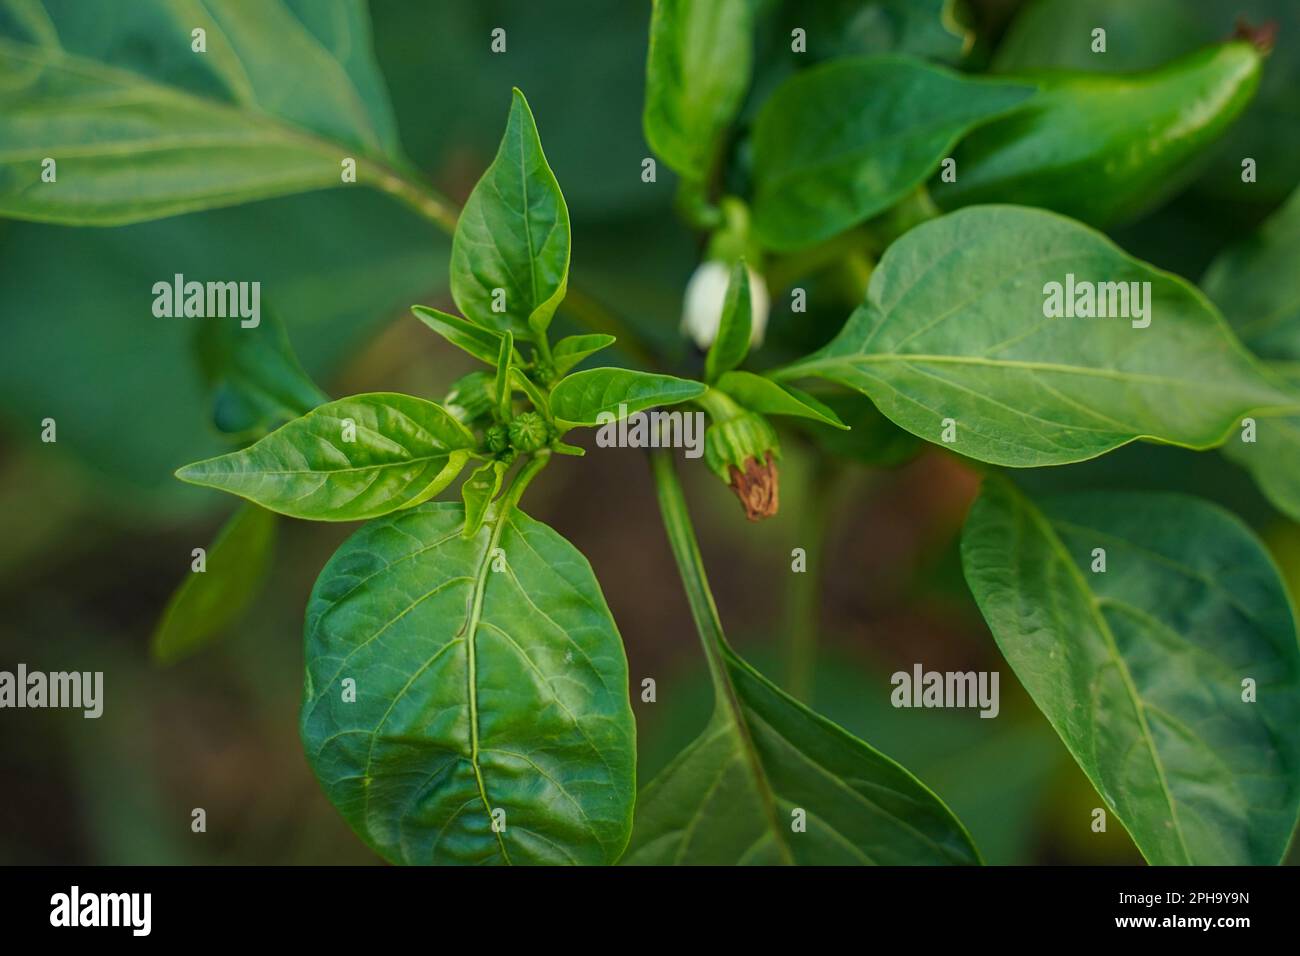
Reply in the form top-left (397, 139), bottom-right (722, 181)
top-left (411, 305), bottom-right (511, 367)
top-left (774, 206), bottom-right (1295, 466)
top-left (751, 56), bottom-right (1033, 251)
top-left (551, 333), bottom-right (616, 376)
top-left (449, 89), bottom-right (569, 340)
top-left (715, 371), bottom-right (847, 429)
top-left (1203, 186), bottom-right (1300, 363)
top-left (301, 500), bottom-right (636, 865)
top-left (642, 0), bottom-right (753, 181)
top-left (196, 309), bottom-right (327, 438)
top-left (1223, 403), bottom-right (1300, 523)
top-left (704, 261), bottom-right (751, 383)
top-left (0, 0), bottom-right (403, 225)
top-left (549, 368), bottom-right (706, 428)
top-left (176, 393), bottom-right (475, 521)
top-left (961, 480), bottom-right (1300, 864)
top-left (151, 503), bottom-right (276, 665)
top-left (460, 459), bottom-right (507, 539)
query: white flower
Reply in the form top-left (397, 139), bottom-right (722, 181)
top-left (681, 260), bottom-right (769, 351)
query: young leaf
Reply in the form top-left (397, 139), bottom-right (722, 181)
top-left (774, 206), bottom-right (1296, 467)
top-left (751, 57), bottom-right (1033, 251)
top-left (494, 331), bottom-right (514, 420)
top-left (196, 310), bottom-right (328, 438)
top-left (961, 480), bottom-right (1300, 865)
top-left (461, 459), bottom-right (507, 539)
top-left (411, 305), bottom-right (511, 367)
top-left (549, 368), bottom-right (706, 428)
top-left (715, 371), bottom-right (847, 429)
top-left (552, 333), bottom-right (617, 376)
top-left (643, 0), bottom-right (754, 181)
top-left (151, 503), bottom-right (277, 665)
top-left (629, 452), bottom-right (980, 865)
top-left (301, 501), bottom-right (636, 865)
top-left (176, 393), bottom-right (475, 521)
top-left (450, 89), bottom-right (570, 340)
top-left (0, 0), bottom-right (402, 225)
top-left (704, 261), bottom-right (752, 383)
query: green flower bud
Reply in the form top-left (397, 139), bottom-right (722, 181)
top-left (508, 411), bottom-right (551, 452)
top-left (485, 423), bottom-right (509, 454)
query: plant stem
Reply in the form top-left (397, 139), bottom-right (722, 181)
top-left (369, 163), bottom-right (461, 234)
top-left (503, 449), bottom-right (551, 511)
top-left (649, 450), bottom-right (732, 692)
top-left (649, 449), bottom-right (794, 864)
top-left (784, 458), bottom-right (838, 702)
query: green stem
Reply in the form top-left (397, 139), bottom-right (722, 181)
top-left (649, 449), bottom-right (731, 692)
top-left (649, 449), bottom-right (794, 864)
top-left (784, 459), bottom-right (838, 701)
top-left (502, 449), bottom-right (551, 511)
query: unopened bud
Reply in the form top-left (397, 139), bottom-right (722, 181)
top-left (681, 261), bottom-right (769, 351)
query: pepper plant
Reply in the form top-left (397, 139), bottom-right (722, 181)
top-left (6, 0), bottom-right (1300, 866)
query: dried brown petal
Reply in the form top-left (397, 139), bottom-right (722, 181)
top-left (727, 452), bottom-right (779, 521)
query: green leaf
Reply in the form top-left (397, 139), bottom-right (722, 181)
top-left (961, 480), bottom-right (1300, 864)
top-left (411, 305), bottom-right (511, 367)
top-left (704, 261), bottom-right (752, 383)
top-left (551, 333), bottom-right (616, 376)
top-left (449, 88), bottom-right (570, 340)
top-left (150, 503), bottom-right (277, 665)
top-left (460, 459), bottom-right (507, 539)
top-left (494, 331), bottom-right (514, 420)
top-left (1203, 186), bottom-right (1300, 363)
top-left (774, 206), bottom-right (1295, 467)
top-left (715, 371), bottom-right (847, 429)
top-left (1203, 189), bottom-right (1300, 520)
top-left (642, 0), bottom-right (754, 181)
top-left (793, 0), bottom-right (973, 65)
top-left (549, 368), bottom-right (706, 428)
top-left (301, 500), bottom-right (636, 865)
top-left (751, 56), bottom-right (1033, 251)
top-left (630, 452), bottom-right (980, 865)
top-left (197, 309), bottom-right (328, 438)
top-left (176, 393), bottom-right (475, 521)
top-left (0, 0), bottom-right (403, 225)
top-left (624, 642), bottom-right (981, 865)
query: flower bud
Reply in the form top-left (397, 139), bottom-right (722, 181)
top-left (508, 411), bottom-right (551, 452)
top-left (485, 424), bottom-right (509, 454)
top-left (705, 411), bottom-right (781, 521)
top-left (681, 260), bottom-right (769, 351)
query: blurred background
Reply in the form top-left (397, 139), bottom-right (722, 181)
top-left (2, 0), bottom-right (1298, 865)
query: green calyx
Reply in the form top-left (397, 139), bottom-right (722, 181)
top-left (704, 409), bottom-right (780, 482)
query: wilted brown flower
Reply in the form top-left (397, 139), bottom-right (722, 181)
top-left (727, 451), bottom-right (779, 521)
